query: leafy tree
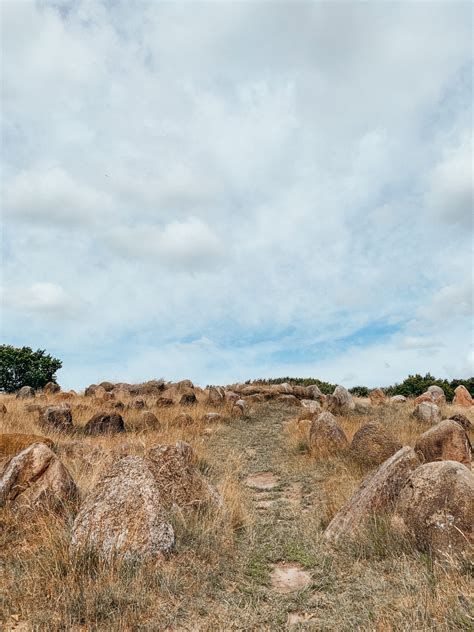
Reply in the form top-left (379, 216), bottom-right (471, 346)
top-left (0, 345), bottom-right (62, 393)
top-left (349, 386), bottom-right (369, 397)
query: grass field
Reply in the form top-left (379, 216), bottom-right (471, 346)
top-left (1, 390), bottom-right (473, 631)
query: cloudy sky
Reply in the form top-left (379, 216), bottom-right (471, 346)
top-left (1, 1), bottom-right (473, 390)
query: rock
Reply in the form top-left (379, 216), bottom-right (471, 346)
top-left (202, 412), bottom-right (223, 423)
top-left (43, 382), bottom-right (60, 395)
top-left (179, 387), bottom-right (197, 406)
top-left (292, 385), bottom-right (308, 399)
top-left (175, 379), bottom-right (194, 391)
top-left (16, 386), bottom-right (35, 399)
top-left (84, 385), bottom-right (97, 397)
top-left (59, 441), bottom-right (105, 469)
top-left (207, 386), bottom-right (225, 406)
top-left (132, 399), bottom-right (146, 409)
top-left (234, 399), bottom-right (246, 412)
top-left (113, 401), bottom-right (125, 411)
top-left (147, 441), bottom-right (221, 511)
top-left (413, 402), bottom-right (442, 424)
top-left (309, 412), bottom-right (349, 458)
top-left (224, 390), bottom-right (239, 404)
top-left (350, 423), bottom-right (402, 466)
top-left (277, 394), bottom-right (301, 406)
top-left (84, 413), bottom-right (125, 435)
top-left (39, 405), bottom-right (73, 432)
top-left (0, 443), bottom-right (78, 511)
top-left (57, 392), bottom-right (74, 401)
top-left (427, 385), bottom-right (446, 404)
top-left (414, 420), bottom-right (471, 468)
top-left (393, 461), bottom-right (474, 555)
top-left (324, 447), bottom-right (421, 542)
top-left (0, 404), bottom-right (7, 414)
top-left (140, 411), bottom-right (160, 428)
top-left (247, 393), bottom-right (265, 403)
top-left (449, 413), bottom-right (472, 432)
top-left (136, 380), bottom-right (166, 396)
top-left (173, 412), bottom-right (193, 426)
top-left (300, 399), bottom-right (322, 414)
top-left (369, 389), bottom-right (386, 405)
top-left (453, 385), bottom-right (473, 408)
top-left (390, 395), bottom-right (407, 404)
top-left (1, 433), bottom-right (54, 460)
top-left (71, 456), bottom-right (174, 560)
top-left (306, 384), bottom-right (323, 400)
top-left (98, 381), bottom-right (115, 392)
top-left (327, 385), bottom-right (354, 414)
top-left (414, 392), bottom-right (435, 406)
top-left (156, 396), bottom-right (174, 407)
top-left (101, 392), bottom-right (115, 401)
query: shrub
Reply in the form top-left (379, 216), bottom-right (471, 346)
top-left (0, 345), bottom-right (62, 393)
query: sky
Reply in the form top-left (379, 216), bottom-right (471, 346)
top-left (1, 0), bottom-right (473, 390)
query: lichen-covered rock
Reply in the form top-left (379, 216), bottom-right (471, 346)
top-left (1, 433), bottom-right (54, 460)
top-left (43, 382), bottom-right (60, 395)
top-left (16, 386), bottom-right (35, 399)
top-left (414, 420), bottom-right (471, 469)
top-left (449, 413), bottom-right (472, 432)
top-left (146, 441), bottom-right (221, 510)
top-left (140, 411), bottom-right (160, 428)
top-left (306, 384), bottom-right (323, 400)
top-left (393, 461), bottom-right (474, 555)
top-left (71, 456), bottom-right (174, 560)
top-left (324, 447), bottom-right (420, 542)
top-left (390, 395), bottom-right (406, 404)
top-left (350, 423), bottom-right (402, 466)
top-left (0, 443), bottom-right (78, 512)
top-left (179, 387), bottom-right (197, 406)
top-left (453, 385), bottom-right (473, 408)
top-left (309, 412), bottom-right (349, 458)
top-left (413, 402), bottom-right (442, 424)
top-left (39, 404), bottom-right (73, 432)
top-left (369, 389), bottom-right (386, 405)
top-left (207, 386), bottom-right (225, 406)
top-left (326, 385), bottom-right (354, 414)
top-left (84, 413), bottom-right (125, 435)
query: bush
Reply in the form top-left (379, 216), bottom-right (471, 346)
top-left (0, 345), bottom-right (62, 393)
top-left (349, 386), bottom-right (370, 397)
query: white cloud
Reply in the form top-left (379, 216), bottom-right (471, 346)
top-left (1, 1), bottom-right (472, 388)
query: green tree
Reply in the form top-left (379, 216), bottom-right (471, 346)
top-left (0, 345), bottom-right (62, 393)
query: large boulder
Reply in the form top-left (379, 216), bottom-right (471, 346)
top-left (1, 433), bottom-right (54, 460)
top-left (453, 385), bottom-right (473, 408)
top-left (98, 381), bottom-right (115, 392)
top-left (43, 382), bottom-right (60, 395)
top-left (300, 399), bottom-right (322, 415)
top-left (207, 386), bottom-right (225, 406)
top-left (71, 456), bottom-right (174, 560)
top-left (0, 443), bottom-right (78, 511)
top-left (449, 413), bottom-right (472, 432)
top-left (326, 385), bottom-right (354, 415)
top-left (306, 384), bottom-right (323, 400)
top-left (413, 402), bottom-right (442, 425)
top-left (324, 447), bottom-right (420, 542)
top-left (414, 420), bottom-right (471, 469)
top-left (146, 441), bottom-right (221, 510)
top-left (83, 413), bottom-right (125, 435)
top-left (16, 386), bottom-right (35, 399)
top-left (309, 412), bottom-right (349, 458)
top-left (393, 461), bottom-right (474, 555)
top-left (173, 412), bottom-right (193, 426)
top-left (390, 395), bottom-right (406, 404)
top-left (415, 387), bottom-right (446, 407)
top-left (39, 404), bottom-right (73, 432)
top-left (350, 423), bottom-right (402, 466)
top-left (179, 387), bottom-right (197, 406)
top-left (84, 384), bottom-right (97, 397)
top-left (369, 389), bottom-right (386, 405)
top-left (140, 411), bottom-right (160, 428)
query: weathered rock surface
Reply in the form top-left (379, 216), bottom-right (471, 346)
top-left (146, 441), bottom-right (221, 510)
top-left (350, 423), bottom-right (402, 466)
top-left (71, 456), bottom-right (174, 560)
top-left (327, 385), bottom-right (354, 414)
top-left (453, 385), bottom-right (473, 408)
top-left (1, 433), bottom-right (54, 460)
top-left (414, 420), bottom-right (471, 469)
top-left (43, 382), bottom-right (60, 395)
top-left (413, 402), bottom-right (442, 424)
top-left (140, 411), bottom-right (160, 428)
top-left (39, 404), bottom-right (73, 432)
top-left (369, 389), bottom-right (386, 405)
top-left (393, 461), bottom-right (474, 555)
top-left (84, 384), bottom-right (97, 397)
top-left (0, 443), bottom-right (78, 511)
top-left (16, 386), bottom-right (35, 399)
top-left (449, 413), bottom-right (472, 432)
top-left (179, 387), bottom-right (197, 406)
top-left (83, 413), bottom-right (125, 435)
top-left (390, 395), bottom-right (407, 404)
top-left (309, 412), bottom-right (349, 458)
top-left (207, 386), bottom-right (225, 406)
top-left (173, 412), bottom-right (193, 426)
top-left (324, 447), bottom-right (420, 542)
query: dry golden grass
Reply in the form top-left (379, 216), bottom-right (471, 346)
top-left (1, 391), bottom-right (473, 630)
